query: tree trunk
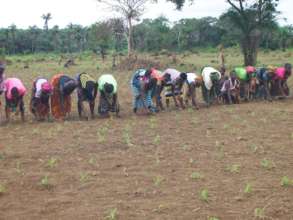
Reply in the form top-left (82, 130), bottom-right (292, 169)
top-left (218, 44), bottom-right (225, 68)
top-left (241, 30), bottom-right (261, 66)
top-left (127, 17), bottom-right (133, 57)
top-left (177, 30), bottom-right (181, 51)
top-left (101, 48), bottom-right (106, 61)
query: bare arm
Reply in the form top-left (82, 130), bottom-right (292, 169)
top-left (189, 83), bottom-right (197, 108)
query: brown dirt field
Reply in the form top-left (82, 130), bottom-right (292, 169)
top-left (1, 54), bottom-right (293, 220)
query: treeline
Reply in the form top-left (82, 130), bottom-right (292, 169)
top-left (0, 16), bottom-right (292, 56)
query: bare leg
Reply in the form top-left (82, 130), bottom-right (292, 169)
top-left (166, 98), bottom-right (170, 109)
top-left (89, 101), bottom-right (95, 119)
top-left (264, 81), bottom-right (272, 101)
top-left (189, 84), bottom-right (199, 109)
top-left (20, 99), bottom-right (25, 122)
top-left (178, 96), bottom-right (185, 109)
top-left (5, 106), bottom-right (10, 122)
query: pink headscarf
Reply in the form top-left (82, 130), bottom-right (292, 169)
top-left (41, 82), bottom-right (52, 93)
top-left (246, 66), bottom-right (256, 74)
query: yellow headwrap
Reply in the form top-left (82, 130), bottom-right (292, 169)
top-left (267, 65), bottom-right (276, 74)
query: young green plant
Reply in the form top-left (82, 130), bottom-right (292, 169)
top-left (40, 175), bottom-right (50, 188)
top-left (0, 184), bottom-right (6, 194)
top-left (200, 189), bottom-right (209, 202)
top-left (47, 157), bottom-right (58, 168)
top-left (190, 172), bottom-right (203, 180)
top-left (244, 183), bottom-right (252, 194)
top-left (106, 208), bottom-right (118, 220)
top-left (153, 175), bottom-right (164, 187)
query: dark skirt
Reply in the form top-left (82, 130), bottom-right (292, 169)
top-left (98, 92), bottom-right (119, 116)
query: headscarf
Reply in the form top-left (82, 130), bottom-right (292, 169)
top-left (41, 82), bottom-right (52, 93)
top-left (267, 65), bottom-right (276, 74)
top-left (246, 66), bottom-right (256, 74)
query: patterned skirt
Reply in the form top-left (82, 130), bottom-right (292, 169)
top-left (131, 85), bottom-right (153, 110)
top-left (51, 74), bottom-right (71, 119)
top-left (30, 97), bottom-right (50, 119)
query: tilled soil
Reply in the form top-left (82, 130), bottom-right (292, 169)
top-left (1, 99), bottom-right (293, 220)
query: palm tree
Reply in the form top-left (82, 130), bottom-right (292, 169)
top-left (42, 13), bottom-right (52, 31)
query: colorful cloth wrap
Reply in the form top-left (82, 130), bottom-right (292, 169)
top-left (51, 74), bottom-right (72, 119)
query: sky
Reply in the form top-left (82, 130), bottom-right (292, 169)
top-left (0, 0), bottom-right (292, 28)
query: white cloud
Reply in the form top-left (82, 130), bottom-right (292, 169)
top-left (0, 0), bottom-right (291, 28)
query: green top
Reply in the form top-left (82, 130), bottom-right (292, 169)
top-left (98, 74), bottom-right (117, 94)
top-left (234, 67), bottom-right (248, 81)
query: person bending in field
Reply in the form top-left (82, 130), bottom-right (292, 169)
top-left (220, 72), bottom-right (240, 104)
top-left (161, 68), bottom-right (187, 109)
top-left (150, 68), bottom-right (165, 111)
top-left (183, 72), bottom-right (203, 109)
top-left (51, 74), bottom-right (77, 120)
top-left (131, 69), bottom-right (156, 114)
top-left (30, 77), bottom-right (52, 121)
top-left (76, 72), bottom-right (98, 119)
top-left (217, 66), bottom-right (227, 97)
top-left (0, 62), bottom-right (6, 113)
top-left (97, 74), bottom-right (119, 117)
top-left (201, 67), bottom-right (221, 106)
top-left (246, 66), bottom-right (258, 99)
top-left (4, 78), bottom-right (26, 122)
top-left (234, 66), bottom-right (256, 101)
top-left (256, 66), bottom-right (275, 101)
top-left (0, 62), bottom-right (5, 94)
top-left (272, 63), bottom-right (292, 98)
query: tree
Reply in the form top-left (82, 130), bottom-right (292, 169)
top-left (172, 17), bottom-right (221, 50)
top-left (224, 0), bottom-right (279, 65)
top-left (109, 18), bottom-right (126, 52)
top-left (42, 13), bottom-right (52, 31)
top-left (89, 21), bottom-right (114, 60)
top-left (171, 0), bottom-right (279, 66)
top-left (51, 25), bottom-right (61, 52)
top-left (28, 25), bottom-right (41, 53)
top-left (133, 17), bottom-right (171, 51)
top-left (166, 0), bottom-right (188, 9)
top-left (97, 0), bottom-right (151, 56)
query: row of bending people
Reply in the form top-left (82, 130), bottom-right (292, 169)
top-left (129, 64), bottom-right (292, 114)
top-left (0, 66), bottom-right (119, 122)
